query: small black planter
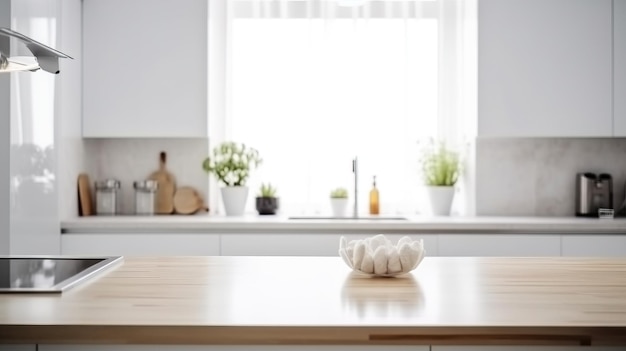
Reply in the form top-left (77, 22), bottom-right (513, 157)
top-left (256, 197), bottom-right (279, 215)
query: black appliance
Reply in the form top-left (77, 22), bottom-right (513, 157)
top-left (575, 173), bottom-right (613, 217)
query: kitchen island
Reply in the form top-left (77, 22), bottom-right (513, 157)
top-left (1, 256), bottom-right (626, 349)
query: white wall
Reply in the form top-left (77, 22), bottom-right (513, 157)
top-left (475, 138), bottom-right (626, 216)
top-left (0, 0), bottom-right (11, 255)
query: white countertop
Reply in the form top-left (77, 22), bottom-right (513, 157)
top-left (61, 214), bottom-right (626, 234)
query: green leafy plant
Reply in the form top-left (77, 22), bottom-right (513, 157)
top-left (258, 183), bottom-right (277, 198)
top-left (330, 187), bottom-right (348, 199)
top-left (202, 142), bottom-right (262, 187)
top-left (420, 140), bottom-right (460, 186)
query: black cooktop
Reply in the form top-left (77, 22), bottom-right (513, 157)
top-left (0, 256), bottom-right (123, 293)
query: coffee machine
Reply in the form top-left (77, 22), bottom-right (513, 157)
top-left (575, 173), bottom-right (613, 217)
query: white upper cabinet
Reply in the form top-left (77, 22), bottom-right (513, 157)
top-left (614, 0), bottom-right (626, 136)
top-left (82, 0), bottom-right (208, 138)
top-left (478, 0), bottom-right (613, 137)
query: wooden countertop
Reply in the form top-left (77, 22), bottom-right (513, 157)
top-left (1, 256), bottom-right (626, 346)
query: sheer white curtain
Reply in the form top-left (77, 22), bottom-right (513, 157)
top-left (208, 0), bottom-right (476, 216)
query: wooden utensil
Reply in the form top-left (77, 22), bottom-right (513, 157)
top-left (174, 186), bottom-right (209, 215)
top-left (77, 173), bottom-right (94, 216)
top-left (148, 151), bottom-right (176, 214)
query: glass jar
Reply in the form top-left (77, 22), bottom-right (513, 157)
top-left (133, 180), bottom-right (158, 215)
top-left (95, 179), bottom-right (121, 215)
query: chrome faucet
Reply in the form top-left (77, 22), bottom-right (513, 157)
top-left (352, 157), bottom-right (358, 218)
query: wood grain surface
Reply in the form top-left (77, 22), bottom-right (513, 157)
top-left (174, 186), bottom-right (208, 215)
top-left (1, 256), bottom-right (625, 346)
top-left (148, 151), bottom-right (176, 214)
top-left (77, 173), bottom-right (93, 216)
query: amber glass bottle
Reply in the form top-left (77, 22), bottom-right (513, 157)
top-left (369, 175), bottom-right (379, 215)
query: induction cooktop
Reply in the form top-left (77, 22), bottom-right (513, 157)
top-left (0, 255), bottom-right (123, 293)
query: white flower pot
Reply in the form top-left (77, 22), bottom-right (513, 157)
top-left (426, 186), bottom-right (455, 216)
top-left (221, 186), bottom-right (249, 216)
top-left (330, 198), bottom-right (349, 218)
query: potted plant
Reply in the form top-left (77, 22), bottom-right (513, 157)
top-left (202, 142), bottom-right (262, 216)
top-left (330, 187), bottom-right (349, 218)
top-left (256, 183), bottom-right (279, 215)
top-left (420, 140), bottom-right (460, 216)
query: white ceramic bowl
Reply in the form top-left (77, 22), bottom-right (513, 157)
top-left (338, 234), bottom-right (426, 277)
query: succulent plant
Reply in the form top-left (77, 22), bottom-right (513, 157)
top-left (330, 187), bottom-right (348, 199)
top-left (258, 183), bottom-right (277, 198)
top-left (202, 142), bottom-right (262, 187)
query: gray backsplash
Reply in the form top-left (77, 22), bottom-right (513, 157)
top-left (475, 138), bottom-right (626, 216)
top-left (82, 137), bottom-right (626, 217)
top-left (85, 138), bottom-right (209, 215)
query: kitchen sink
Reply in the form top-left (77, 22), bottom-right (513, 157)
top-left (288, 216), bottom-right (408, 220)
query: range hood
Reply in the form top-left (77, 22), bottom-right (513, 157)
top-left (0, 27), bottom-right (73, 74)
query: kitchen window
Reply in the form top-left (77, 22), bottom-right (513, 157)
top-left (209, 0), bottom-right (476, 216)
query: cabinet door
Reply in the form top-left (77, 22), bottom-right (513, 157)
top-left (561, 235), bottom-right (626, 257)
top-left (82, 0), bottom-right (207, 138)
top-left (478, 0), bottom-right (612, 137)
top-left (61, 234), bottom-right (220, 256)
top-left (614, 0), bottom-right (626, 136)
top-left (220, 234), bottom-right (437, 256)
top-left (220, 234), bottom-right (342, 256)
top-left (438, 234), bottom-right (560, 257)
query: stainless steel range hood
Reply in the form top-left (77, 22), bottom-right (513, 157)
top-left (0, 256), bottom-right (123, 293)
top-left (0, 27), bottom-right (73, 74)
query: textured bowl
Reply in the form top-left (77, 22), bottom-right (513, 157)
top-left (339, 234), bottom-right (426, 277)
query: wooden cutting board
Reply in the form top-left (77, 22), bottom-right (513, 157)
top-left (77, 173), bottom-right (94, 216)
top-left (148, 151), bottom-right (176, 214)
top-left (174, 186), bottom-right (209, 215)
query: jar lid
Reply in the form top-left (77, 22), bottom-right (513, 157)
top-left (133, 180), bottom-right (158, 191)
top-left (95, 179), bottom-right (121, 190)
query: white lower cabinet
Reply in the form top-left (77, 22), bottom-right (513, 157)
top-left (561, 235), bottom-right (626, 257)
top-left (58, 233), bottom-right (626, 257)
top-left (221, 233), bottom-right (341, 256)
top-left (438, 234), bottom-right (560, 257)
top-left (432, 346), bottom-right (622, 351)
top-left (61, 234), bottom-right (220, 256)
top-left (220, 233), bottom-right (438, 256)
top-left (0, 346), bottom-right (35, 351)
top-left (39, 346), bottom-right (428, 351)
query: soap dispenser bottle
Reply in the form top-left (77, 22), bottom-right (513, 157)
top-left (369, 175), bottom-right (379, 215)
